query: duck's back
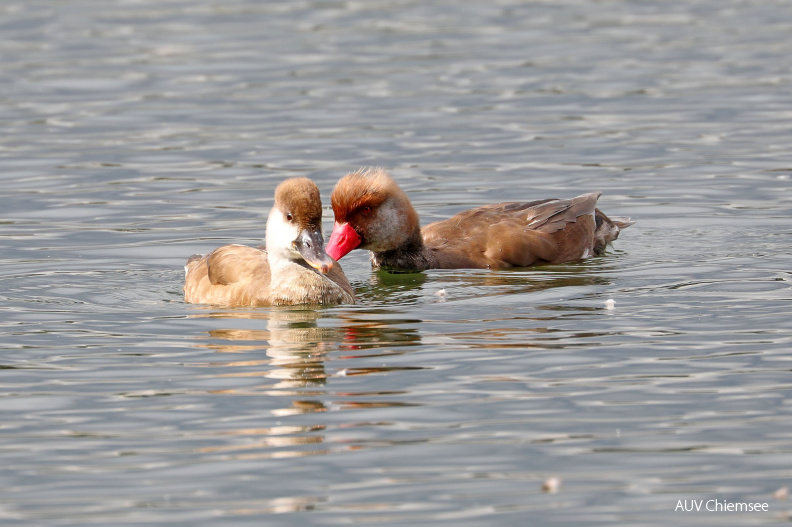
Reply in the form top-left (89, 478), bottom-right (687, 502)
top-left (421, 193), bottom-right (601, 269)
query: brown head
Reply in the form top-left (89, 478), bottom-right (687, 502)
top-left (273, 177), bottom-right (323, 228)
top-left (326, 168), bottom-right (421, 260)
top-left (266, 177), bottom-right (334, 274)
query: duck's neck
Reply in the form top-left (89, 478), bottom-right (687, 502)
top-left (370, 229), bottom-right (437, 272)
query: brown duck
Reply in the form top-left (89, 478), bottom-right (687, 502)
top-left (326, 168), bottom-right (633, 271)
top-left (184, 177), bottom-right (355, 307)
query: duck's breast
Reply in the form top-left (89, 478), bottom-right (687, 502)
top-left (267, 259), bottom-right (356, 305)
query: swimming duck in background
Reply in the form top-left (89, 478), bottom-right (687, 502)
top-left (184, 177), bottom-right (355, 307)
top-left (326, 167), bottom-right (633, 271)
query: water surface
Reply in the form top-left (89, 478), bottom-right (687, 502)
top-left (2, 1), bottom-right (792, 525)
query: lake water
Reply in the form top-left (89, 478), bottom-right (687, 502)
top-left (2, 1), bottom-right (791, 525)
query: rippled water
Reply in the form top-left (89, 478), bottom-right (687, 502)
top-left (2, 1), bottom-right (792, 525)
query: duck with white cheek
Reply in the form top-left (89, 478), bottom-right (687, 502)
top-left (184, 177), bottom-right (355, 307)
top-left (326, 167), bottom-right (633, 272)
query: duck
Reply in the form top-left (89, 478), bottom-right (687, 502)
top-left (326, 167), bottom-right (633, 271)
top-left (184, 177), bottom-right (355, 307)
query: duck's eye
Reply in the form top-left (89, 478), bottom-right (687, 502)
top-left (285, 212), bottom-right (293, 222)
top-left (362, 206), bottom-right (372, 215)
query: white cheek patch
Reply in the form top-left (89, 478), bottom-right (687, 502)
top-left (266, 207), bottom-right (302, 260)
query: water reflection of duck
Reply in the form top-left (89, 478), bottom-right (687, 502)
top-left (326, 168), bottom-right (633, 272)
top-left (184, 178), bottom-right (355, 307)
top-left (191, 309), bottom-right (423, 392)
top-left (188, 309), bottom-right (425, 466)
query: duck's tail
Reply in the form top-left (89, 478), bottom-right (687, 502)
top-left (593, 210), bottom-right (634, 255)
